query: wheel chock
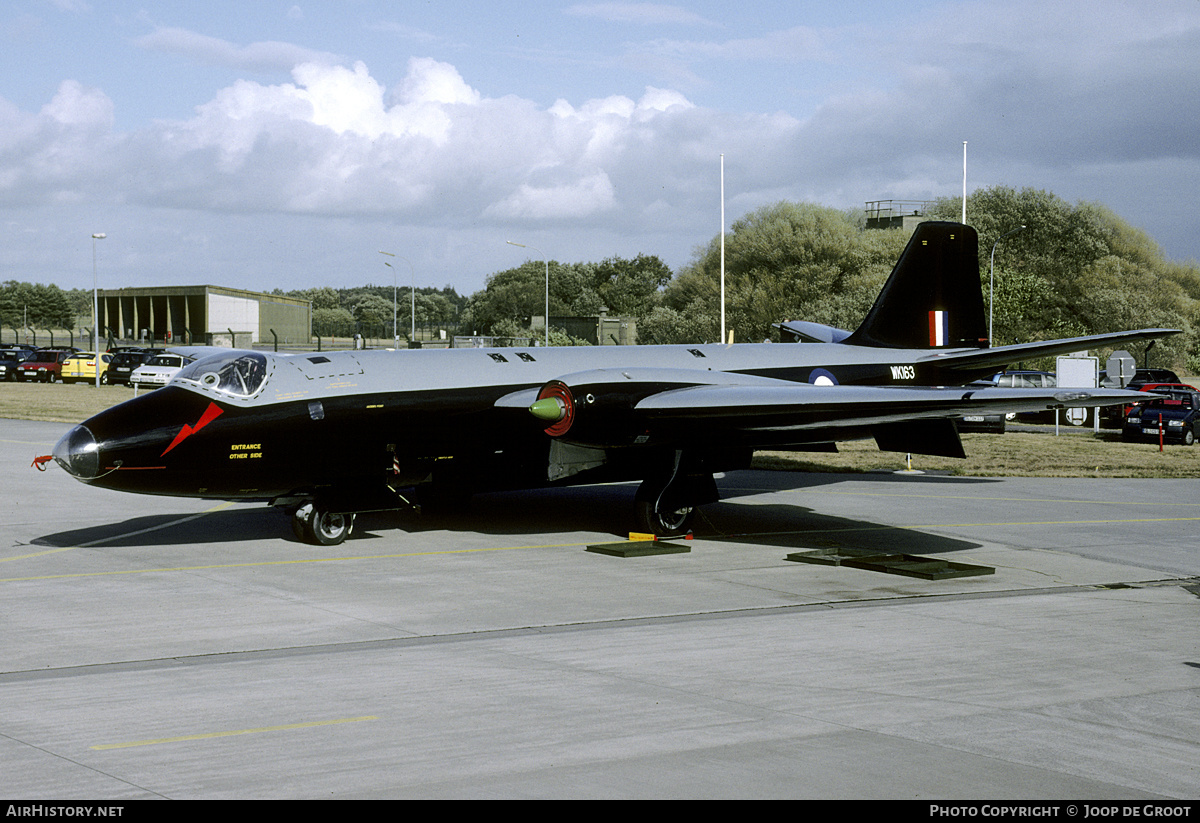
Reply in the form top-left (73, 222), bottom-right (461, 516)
top-left (587, 534), bottom-right (691, 557)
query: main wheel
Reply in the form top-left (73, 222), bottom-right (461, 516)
top-left (634, 498), bottom-right (695, 537)
top-left (292, 502), bottom-right (355, 545)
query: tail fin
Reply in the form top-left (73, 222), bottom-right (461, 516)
top-left (845, 221), bottom-right (988, 349)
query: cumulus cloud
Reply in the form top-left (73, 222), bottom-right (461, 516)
top-left (484, 172), bottom-right (616, 220)
top-left (2, 57), bottom-right (761, 226)
top-left (392, 57), bottom-right (481, 107)
top-left (3, 0), bottom-right (1200, 289)
top-left (40, 79), bottom-right (113, 129)
top-left (0, 80), bottom-right (116, 202)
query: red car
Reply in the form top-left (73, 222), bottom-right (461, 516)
top-left (1120, 382), bottom-right (1197, 420)
top-left (16, 348), bottom-right (74, 382)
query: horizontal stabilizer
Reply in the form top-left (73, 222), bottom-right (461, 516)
top-left (922, 328), bottom-right (1180, 378)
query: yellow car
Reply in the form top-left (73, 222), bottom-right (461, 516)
top-left (60, 351), bottom-right (114, 384)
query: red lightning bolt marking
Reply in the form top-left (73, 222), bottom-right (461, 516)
top-left (161, 402), bottom-right (224, 457)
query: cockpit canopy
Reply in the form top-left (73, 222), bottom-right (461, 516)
top-left (175, 351), bottom-right (269, 398)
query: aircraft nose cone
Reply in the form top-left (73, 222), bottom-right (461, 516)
top-left (53, 424), bottom-right (100, 480)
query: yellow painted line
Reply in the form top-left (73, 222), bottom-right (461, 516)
top-left (1, 544), bottom-right (81, 563)
top-left (91, 716), bottom-right (377, 750)
top-left (914, 517), bottom-right (1200, 529)
top-left (790, 488), bottom-right (1200, 507)
top-left (796, 516), bottom-right (1200, 532)
top-left (0, 540), bottom-right (592, 583)
top-left (2, 502), bottom-right (237, 563)
top-left (5, 513), bottom-right (1198, 582)
top-left (713, 515), bottom-right (1200, 541)
top-left (6, 484), bottom-right (1199, 583)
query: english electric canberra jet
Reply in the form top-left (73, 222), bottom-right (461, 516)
top-left (48, 223), bottom-right (1175, 544)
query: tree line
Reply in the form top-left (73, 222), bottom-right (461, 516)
top-left (272, 285), bottom-right (468, 340)
top-left (450, 187), bottom-right (1200, 372)
top-left (4, 186), bottom-right (1198, 370)
top-left (0, 281), bottom-right (85, 331)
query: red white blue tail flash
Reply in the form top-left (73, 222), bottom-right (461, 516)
top-left (929, 310), bottom-right (948, 347)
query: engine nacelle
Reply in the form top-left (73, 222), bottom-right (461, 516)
top-left (526, 367), bottom-right (789, 449)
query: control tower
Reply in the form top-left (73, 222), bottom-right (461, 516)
top-left (865, 200), bottom-right (935, 231)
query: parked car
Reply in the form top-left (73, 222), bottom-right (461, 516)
top-left (1116, 382), bottom-right (1196, 421)
top-left (1122, 388), bottom-right (1200, 445)
top-left (958, 412), bottom-right (1005, 433)
top-left (969, 370), bottom-right (1061, 425)
top-left (60, 351), bottom-right (114, 384)
top-left (1100, 367), bottom-right (1182, 388)
top-left (15, 348), bottom-right (75, 382)
top-left (105, 349), bottom-right (154, 386)
top-left (1099, 369), bottom-right (1186, 427)
top-left (130, 352), bottom-right (192, 389)
top-left (0, 347), bottom-right (34, 381)
top-left (972, 369), bottom-right (1057, 390)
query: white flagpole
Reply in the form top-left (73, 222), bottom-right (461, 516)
top-left (962, 141), bottom-right (968, 224)
top-left (720, 153), bottom-right (726, 344)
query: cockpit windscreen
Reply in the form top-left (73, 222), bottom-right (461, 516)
top-left (176, 352), bottom-right (269, 397)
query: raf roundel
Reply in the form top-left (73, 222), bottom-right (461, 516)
top-left (809, 368), bottom-right (838, 386)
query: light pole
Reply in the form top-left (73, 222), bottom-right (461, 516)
top-left (91, 232), bottom-right (106, 387)
top-left (506, 240), bottom-right (548, 346)
top-left (379, 250), bottom-right (415, 345)
top-left (989, 225), bottom-right (1026, 345)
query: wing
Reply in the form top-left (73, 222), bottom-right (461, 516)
top-left (919, 328), bottom-right (1178, 379)
top-left (497, 367), bottom-right (1149, 457)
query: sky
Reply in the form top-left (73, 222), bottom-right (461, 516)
top-left (2, 0), bottom-right (1199, 301)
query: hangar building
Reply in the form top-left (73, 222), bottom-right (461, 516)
top-left (97, 285), bottom-right (311, 347)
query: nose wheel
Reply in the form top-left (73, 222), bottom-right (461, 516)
top-left (292, 502), bottom-right (356, 545)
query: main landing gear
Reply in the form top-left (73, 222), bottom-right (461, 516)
top-left (634, 494), bottom-right (696, 536)
top-left (632, 450), bottom-right (718, 537)
top-left (291, 501), bottom-right (356, 545)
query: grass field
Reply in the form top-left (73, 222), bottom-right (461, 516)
top-left (0, 380), bottom-right (137, 423)
top-left (755, 429), bottom-right (1200, 478)
top-left (4, 380), bottom-right (1198, 478)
